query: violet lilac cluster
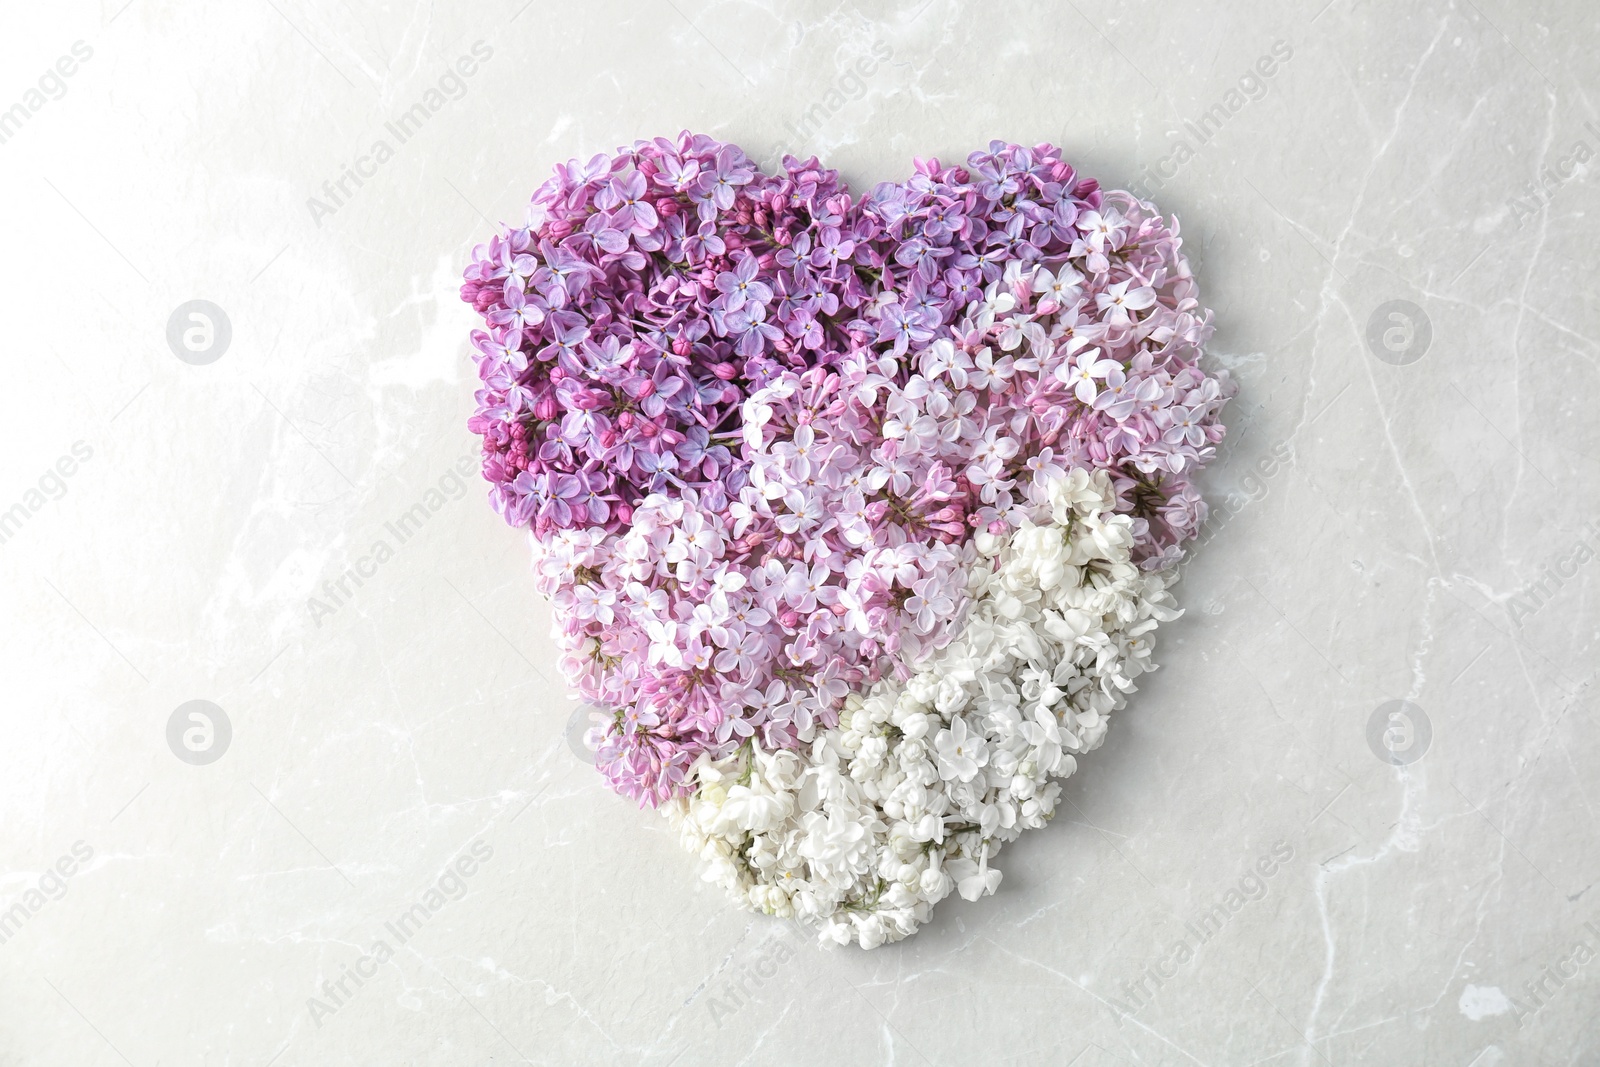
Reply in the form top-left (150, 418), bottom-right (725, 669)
top-left (462, 133), bottom-right (876, 534)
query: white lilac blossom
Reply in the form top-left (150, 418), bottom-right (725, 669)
top-left (665, 469), bottom-right (1178, 948)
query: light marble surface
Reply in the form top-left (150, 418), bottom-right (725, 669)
top-left (3, 1), bottom-right (1598, 1064)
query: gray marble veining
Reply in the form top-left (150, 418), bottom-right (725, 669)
top-left (1, 0), bottom-right (1596, 1063)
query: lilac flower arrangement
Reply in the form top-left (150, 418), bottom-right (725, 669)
top-left (463, 134), bottom-right (1233, 944)
top-left (461, 134), bottom-right (870, 536)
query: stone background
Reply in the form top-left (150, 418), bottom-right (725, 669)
top-left (2, 0), bottom-right (1596, 1063)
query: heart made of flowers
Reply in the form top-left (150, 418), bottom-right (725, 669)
top-left (461, 133), bottom-right (1232, 948)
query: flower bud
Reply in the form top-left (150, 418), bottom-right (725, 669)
top-left (919, 867), bottom-right (952, 897)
